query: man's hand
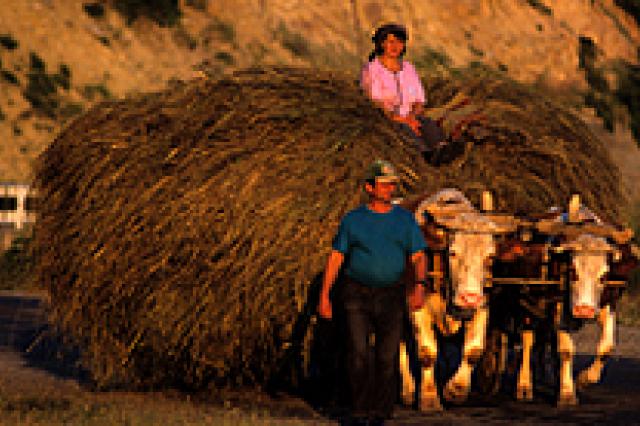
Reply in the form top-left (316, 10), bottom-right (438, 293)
top-left (408, 283), bottom-right (425, 311)
top-left (318, 250), bottom-right (343, 321)
top-left (318, 292), bottom-right (332, 320)
top-left (424, 292), bottom-right (446, 318)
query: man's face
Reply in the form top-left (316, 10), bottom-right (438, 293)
top-left (382, 34), bottom-right (405, 59)
top-left (365, 180), bottom-right (396, 203)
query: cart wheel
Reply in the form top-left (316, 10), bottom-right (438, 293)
top-left (532, 328), bottom-right (559, 398)
top-left (475, 328), bottom-right (503, 396)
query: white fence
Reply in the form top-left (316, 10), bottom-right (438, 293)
top-left (0, 183), bottom-right (36, 251)
top-left (0, 183), bottom-right (36, 230)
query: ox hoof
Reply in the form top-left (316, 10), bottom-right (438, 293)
top-left (401, 389), bottom-right (414, 407)
top-left (557, 393), bottom-right (578, 407)
top-left (516, 385), bottom-right (533, 402)
top-left (444, 381), bottom-right (470, 403)
top-left (419, 395), bottom-right (443, 412)
top-left (576, 370), bottom-right (598, 391)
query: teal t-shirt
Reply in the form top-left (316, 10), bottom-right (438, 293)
top-left (332, 205), bottom-right (427, 288)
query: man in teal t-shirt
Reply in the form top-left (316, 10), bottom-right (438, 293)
top-left (319, 160), bottom-right (427, 425)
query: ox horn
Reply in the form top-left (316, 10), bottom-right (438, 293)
top-left (481, 190), bottom-right (494, 212)
top-left (568, 193), bottom-right (581, 223)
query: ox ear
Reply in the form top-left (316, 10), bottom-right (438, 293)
top-left (559, 240), bottom-right (579, 252)
top-left (560, 234), bottom-right (614, 253)
top-left (612, 227), bottom-right (634, 245)
top-left (483, 213), bottom-right (519, 234)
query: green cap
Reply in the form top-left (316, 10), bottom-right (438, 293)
top-left (365, 160), bottom-right (399, 183)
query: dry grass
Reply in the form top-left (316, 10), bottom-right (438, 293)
top-left (0, 389), bottom-right (327, 425)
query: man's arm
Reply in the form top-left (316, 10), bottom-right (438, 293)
top-left (318, 250), bottom-right (345, 320)
top-left (411, 250), bottom-right (426, 282)
top-left (408, 250), bottom-right (427, 310)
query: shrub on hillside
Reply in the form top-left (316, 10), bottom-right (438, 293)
top-left (214, 51), bottom-right (234, 66)
top-left (24, 53), bottom-right (75, 118)
top-left (526, 0), bottom-right (553, 16)
top-left (24, 54), bottom-right (60, 118)
top-left (113, 0), bottom-right (181, 27)
top-left (614, 0), bottom-right (640, 26)
top-left (185, 0), bottom-right (207, 11)
top-left (53, 64), bottom-right (72, 91)
top-left (83, 2), bottom-right (106, 18)
top-left (616, 62), bottom-right (640, 143)
top-left (204, 17), bottom-right (235, 45)
top-left (0, 34), bottom-right (19, 50)
top-left (579, 35), bottom-right (640, 146)
top-left (1, 70), bottom-right (19, 86)
top-left (412, 48), bottom-right (451, 73)
top-left (81, 83), bottom-right (112, 100)
top-left (277, 23), bottom-right (311, 58)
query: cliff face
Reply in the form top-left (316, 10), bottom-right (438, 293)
top-left (0, 0), bottom-right (639, 184)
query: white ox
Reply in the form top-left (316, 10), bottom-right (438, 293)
top-left (515, 202), bottom-right (621, 406)
top-left (399, 189), bottom-right (512, 411)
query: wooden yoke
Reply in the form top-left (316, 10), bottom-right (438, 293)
top-left (536, 193), bottom-right (634, 246)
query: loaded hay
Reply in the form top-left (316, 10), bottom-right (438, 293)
top-left (33, 66), bottom-right (624, 390)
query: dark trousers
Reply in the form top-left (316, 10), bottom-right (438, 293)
top-left (341, 277), bottom-right (405, 419)
top-left (399, 116), bottom-right (446, 154)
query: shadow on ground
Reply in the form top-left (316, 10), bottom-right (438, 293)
top-left (2, 291), bottom-right (640, 424)
top-left (0, 293), bottom-right (88, 384)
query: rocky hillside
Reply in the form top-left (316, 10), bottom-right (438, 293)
top-left (1, 0), bottom-right (639, 198)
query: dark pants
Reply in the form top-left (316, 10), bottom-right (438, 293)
top-left (341, 277), bottom-right (405, 420)
top-left (399, 116), bottom-right (446, 154)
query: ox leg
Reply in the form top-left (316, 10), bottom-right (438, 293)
top-left (399, 341), bottom-right (415, 406)
top-left (577, 305), bottom-right (615, 390)
top-left (557, 330), bottom-right (578, 406)
top-left (498, 332), bottom-right (509, 377)
top-left (516, 330), bottom-right (534, 401)
top-left (444, 307), bottom-right (488, 403)
top-left (407, 307), bottom-right (442, 411)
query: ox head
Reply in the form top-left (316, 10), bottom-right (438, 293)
top-left (561, 234), bottom-right (614, 319)
top-left (414, 189), bottom-right (516, 310)
top-left (444, 213), bottom-right (517, 309)
top-left (448, 226), bottom-right (496, 309)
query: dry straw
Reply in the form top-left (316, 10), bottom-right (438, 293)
top-left (33, 66), bottom-right (623, 389)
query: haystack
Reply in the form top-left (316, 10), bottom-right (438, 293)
top-left (33, 66), bottom-right (623, 389)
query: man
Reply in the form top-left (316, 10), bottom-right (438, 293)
top-left (318, 160), bottom-right (427, 425)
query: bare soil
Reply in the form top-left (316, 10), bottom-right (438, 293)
top-left (1, 290), bottom-right (640, 425)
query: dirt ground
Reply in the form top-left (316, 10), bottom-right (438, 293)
top-left (1, 290), bottom-right (640, 425)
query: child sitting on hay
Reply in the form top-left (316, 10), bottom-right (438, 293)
top-left (361, 23), bottom-right (485, 164)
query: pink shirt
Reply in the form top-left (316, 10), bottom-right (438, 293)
top-left (360, 58), bottom-right (425, 117)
